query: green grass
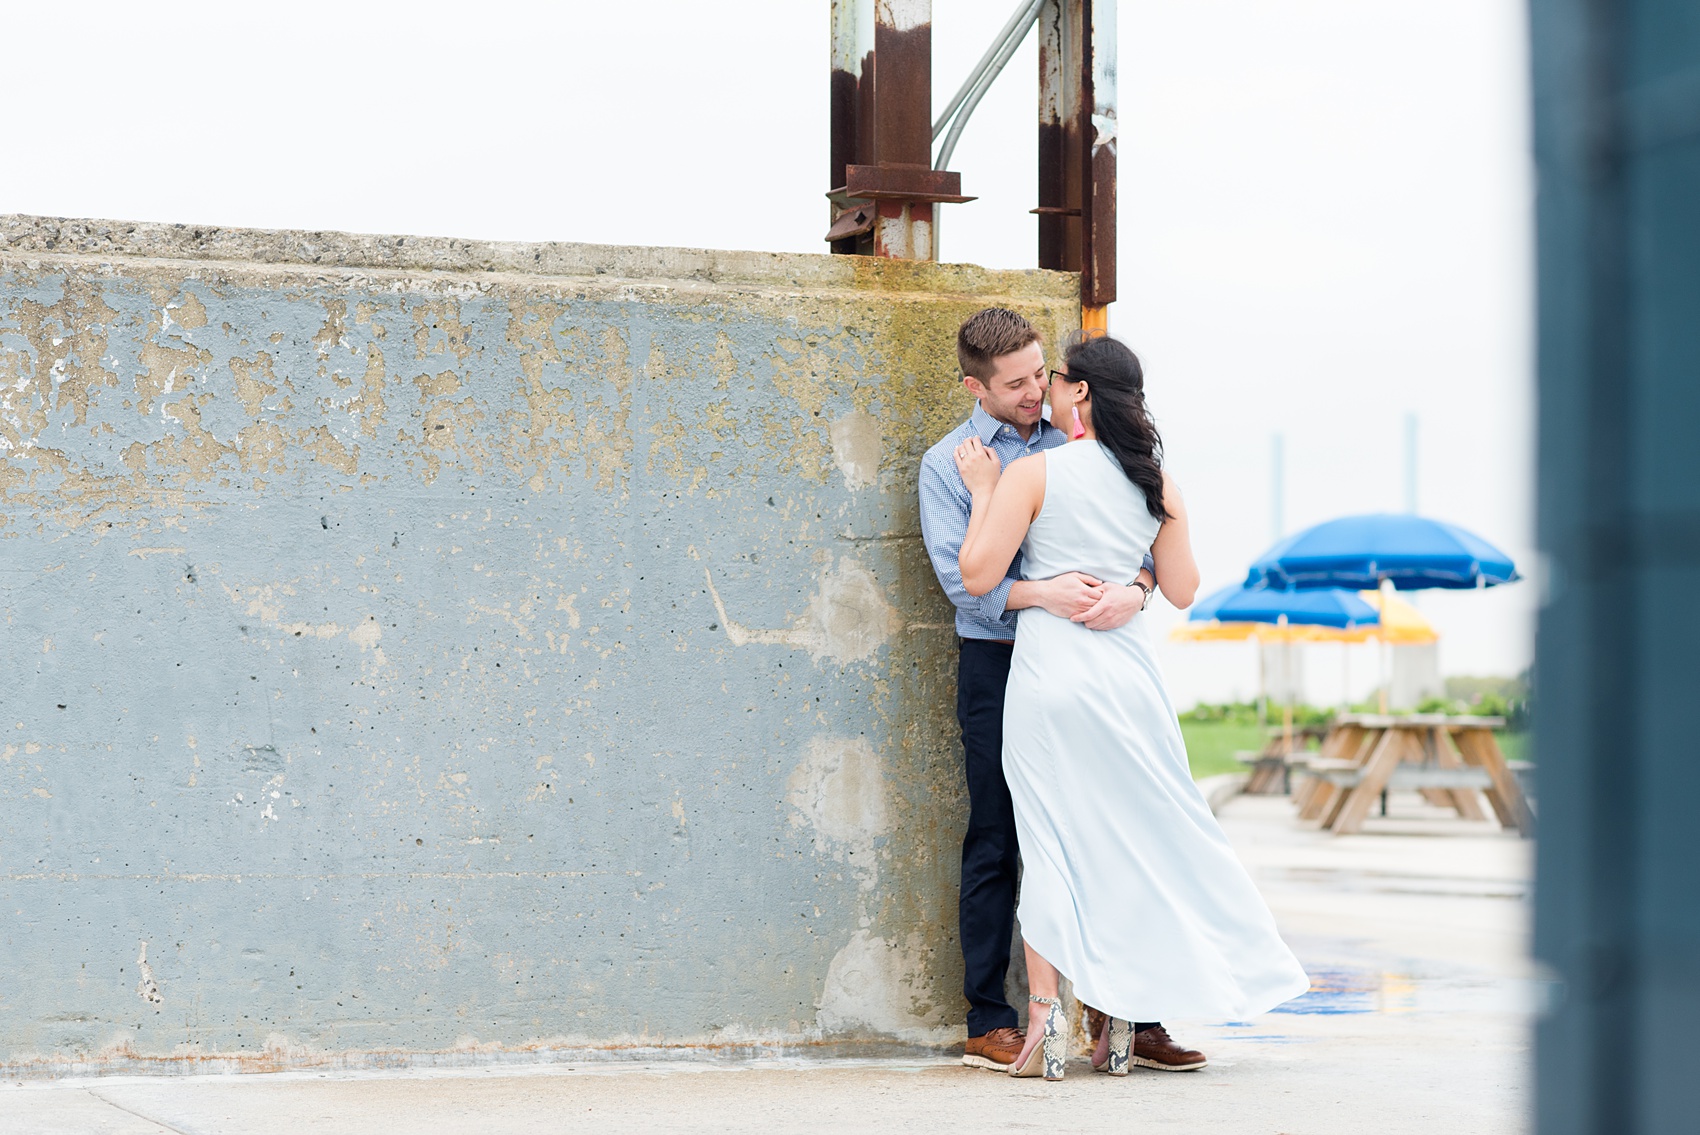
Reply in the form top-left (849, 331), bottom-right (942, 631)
top-left (1179, 720), bottom-right (1268, 780)
top-left (1497, 731), bottom-right (1530, 766)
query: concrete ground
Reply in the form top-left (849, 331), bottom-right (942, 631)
top-left (5, 793), bottom-right (1533, 1135)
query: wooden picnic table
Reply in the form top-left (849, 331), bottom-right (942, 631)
top-left (1240, 723), bottom-right (1329, 795)
top-left (1292, 714), bottom-right (1533, 837)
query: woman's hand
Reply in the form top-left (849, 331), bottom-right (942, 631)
top-left (1035, 572), bottom-right (1105, 619)
top-left (953, 436), bottom-right (1003, 496)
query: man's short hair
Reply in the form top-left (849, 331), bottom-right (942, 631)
top-left (957, 308), bottom-right (1041, 381)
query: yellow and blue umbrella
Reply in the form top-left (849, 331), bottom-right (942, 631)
top-left (1241, 513), bottom-right (1514, 712)
top-left (1169, 586), bottom-right (1438, 730)
top-left (1331, 590), bottom-right (1439, 646)
top-left (1169, 589), bottom-right (1436, 645)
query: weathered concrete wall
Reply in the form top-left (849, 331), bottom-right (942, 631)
top-left (0, 215), bottom-right (1078, 1074)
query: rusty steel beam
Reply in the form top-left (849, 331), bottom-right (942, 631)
top-left (1037, 0), bottom-right (1083, 275)
top-left (828, 0), bottom-right (970, 260)
top-left (829, 0), bottom-right (875, 255)
top-left (1083, 0), bottom-right (1117, 310)
top-left (1037, 0), bottom-right (1116, 316)
top-left (870, 1), bottom-right (932, 169)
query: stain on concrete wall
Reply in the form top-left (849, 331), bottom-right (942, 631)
top-left (0, 215), bottom-right (1079, 1073)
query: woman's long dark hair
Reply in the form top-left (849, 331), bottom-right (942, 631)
top-left (1060, 332), bottom-right (1169, 521)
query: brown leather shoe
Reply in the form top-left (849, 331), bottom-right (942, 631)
top-left (963, 1026), bottom-right (1027, 1071)
top-left (1084, 1005), bottom-right (1108, 1046)
top-left (1132, 1025), bottom-right (1207, 1071)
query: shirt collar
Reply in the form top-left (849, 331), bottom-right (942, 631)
top-left (971, 401), bottom-right (1053, 447)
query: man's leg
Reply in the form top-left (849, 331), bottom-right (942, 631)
top-left (956, 638), bottom-right (1021, 1039)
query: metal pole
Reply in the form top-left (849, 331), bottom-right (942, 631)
top-left (930, 0), bottom-right (1044, 261)
top-left (1378, 579), bottom-right (1393, 714)
top-left (1256, 631), bottom-right (1267, 732)
top-left (933, 0), bottom-right (1044, 145)
top-left (870, 0), bottom-right (933, 259)
top-left (1341, 642), bottom-right (1349, 711)
top-left (1403, 412), bottom-right (1418, 514)
top-left (829, 0), bottom-right (875, 255)
top-left (1080, 0), bottom-right (1117, 319)
top-left (1280, 614), bottom-right (1294, 756)
top-left (1037, 1), bottom-right (1115, 328)
top-left (1037, 0), bottom-right (1083, 276)
top-left (826, 0), bottom-right (970, 260)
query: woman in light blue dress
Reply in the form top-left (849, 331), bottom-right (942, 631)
top-left (956, 333), bottom-right (1308, 1080)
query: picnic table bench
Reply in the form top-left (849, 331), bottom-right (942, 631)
top-left (1237, 723), bottom-right (1328, 795)
top-left (1290, 714), bottom-right (1534, 837)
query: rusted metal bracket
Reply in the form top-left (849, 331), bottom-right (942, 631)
top-left (829, 1), bottom-right (962, 258)
top-left (825, 202), bottom-right (877, 242)
top-left (840, 163), bottom-right (972, 203)
top-left (828, 0), bottom-right (1118, 319)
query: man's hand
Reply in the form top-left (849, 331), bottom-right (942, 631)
top-left (1034, 572), bottom-right (1106, 620)
top-left (1072, 582), bottom-right (1147, 631)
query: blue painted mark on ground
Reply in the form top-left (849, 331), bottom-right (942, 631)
top-left (1271, 968), bottom-right (1390, 1015)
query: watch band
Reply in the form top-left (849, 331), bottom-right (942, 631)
top-left (1127, 580), bottom-right (1152, 609)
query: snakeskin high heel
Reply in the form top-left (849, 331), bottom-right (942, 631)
top-left (1009, 996), bottom-right (1067, 1080)
top-left (1090, 1016), bottom-right (1132, 1076)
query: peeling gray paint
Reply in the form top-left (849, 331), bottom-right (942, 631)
top-left (0, 214), bottom-right (1079, 1074)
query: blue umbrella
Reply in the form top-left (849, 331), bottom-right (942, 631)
top-left (1191, 584), bottom-right (1381, 629)
top-left (1244, 513), bottom-right (1520, 592)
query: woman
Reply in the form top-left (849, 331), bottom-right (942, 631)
top-left (955, 333), bottom-right (1308, 1080)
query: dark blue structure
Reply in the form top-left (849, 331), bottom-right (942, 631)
top-left (1531, 1), bottom-right (1700, 1131)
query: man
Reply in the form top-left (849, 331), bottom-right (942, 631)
top-left (918, 308), bottom-right (1206, 1074)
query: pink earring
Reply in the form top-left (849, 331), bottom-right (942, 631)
top-left (1071, 406), bottom-right (1086, 440)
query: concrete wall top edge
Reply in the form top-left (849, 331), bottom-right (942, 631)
top-left (0, 214), bottom-right (1081, 302)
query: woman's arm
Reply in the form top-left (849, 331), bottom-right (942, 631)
top-left (955, 439), bottom-right (1047, 597)
top-left (1150, 470), bottom-right (1200, 608)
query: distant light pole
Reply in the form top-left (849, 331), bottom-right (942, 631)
top-left (1379, 412), bottom-right (1421, 714)
top-left (1263, 432), bottom-right (1284, 730)
top-left (1403, 412), bottom-right (1418, 514)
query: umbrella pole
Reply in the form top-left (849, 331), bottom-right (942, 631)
top-left (1377, 579), bottom-right (1394, 713)
top-left (1378, 635), bottom-right (1388, 714)
top-left (1342, 642), bottom-right (1350, 711)
top-left (1257, 632), bottom-right (1267, 732)
top-left (1279, 615), bottom-right (1294, 755)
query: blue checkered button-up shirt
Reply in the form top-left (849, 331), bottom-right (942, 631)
top-left (918, 404), bottom-right (1068, 642)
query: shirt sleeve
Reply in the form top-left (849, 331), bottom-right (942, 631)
top-left (918, 453), bottom-right (1019, 630)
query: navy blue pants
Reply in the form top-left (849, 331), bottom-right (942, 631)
top-left (957, 637), bottom-right (1021, 1036)
top-left (955, 638), bottom-right (1161, 1037)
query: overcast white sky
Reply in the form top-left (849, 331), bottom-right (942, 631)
top-left (4, 1), bottom-right (1534, 707)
